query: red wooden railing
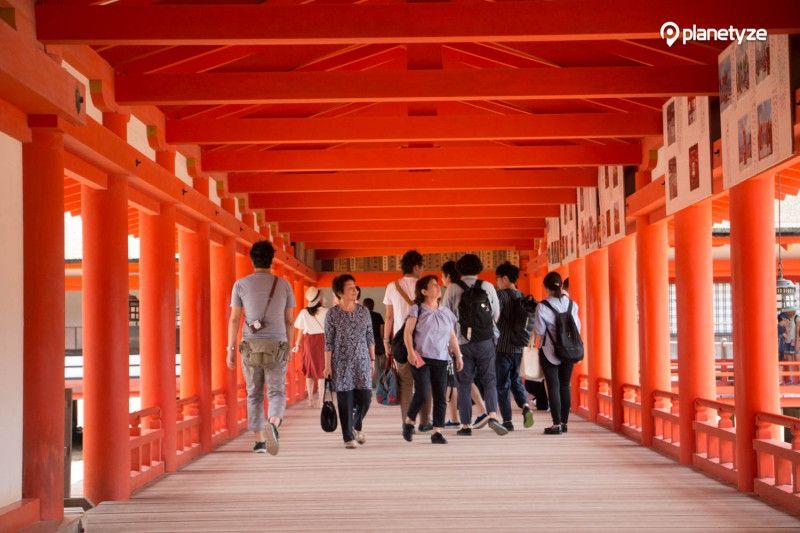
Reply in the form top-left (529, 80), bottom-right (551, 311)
top-left (129, 406), bottom-right (165, 492)
top-left (652, 389), bottom-right (681, 460)
top-left (577, 374), bottom-right (589, 418)
top-left (754, 412), bottom-right (800, 514)
top-left (237, 383), bottom-right (248, 432)
top-left (692, 398), bottom-right (737, 485)
top-left (597, 378), bottom-right (613, 429)
top-left (211, 388), bottom-right (229, 446)
top-left (621, 383), bottom-right (642, 442)
top-left (175, 396), bottom-right (202, 468)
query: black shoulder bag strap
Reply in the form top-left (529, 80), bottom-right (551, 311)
top-left (253, 276), bottom-right (279, 325)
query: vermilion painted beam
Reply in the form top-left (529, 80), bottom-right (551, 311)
top-left (278, 218), bottom-right (546, 233)
top-left (205, 144), bottom-right (641, 172)
top-left (35, 1), bottom-right (800, 45)
top-left (250, 188), bottom-right (575, 209)
top-left (293, 228), bottom-right (542, 242)
top-left (167, 112), bottom-right (662, 144)
top-left (305, 238), bottom-right (532, 250)
top-left (228, 169), bottom-right (594, 193)
top-left (114, 67), bottom-right (717, 105)
top-left (264, 205), bottom-right (560, 222)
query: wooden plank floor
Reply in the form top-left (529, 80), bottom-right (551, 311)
top-left (83, 402), bottom-right (800, 532)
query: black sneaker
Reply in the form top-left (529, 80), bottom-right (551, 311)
top-left (456, 427), bottom-right (472, 436)
top-left (522, 406), bottom-right (534, 428)
top-left (488, 418), bottom-right (509, 436)
top-left (253, 441), bottom-right (267, 454)
top-left (445, 419), bottom-right (460, 427)
top-left (544, 425), bottom-right (562, 435)
top-left (418, 422), bottom-right (434, 432)
top-left (561, 423), bottom-right (568, 433)
top-left (473, 413), bottom-right (489, 428)
top-left (266, 423), bottom-right (280, 455)
top-left (431, 432), bottom-right (448, 444)
top-left (502, 421), bottom-right (515, 432)
top-left (402, 423), bottom-right (414, 442)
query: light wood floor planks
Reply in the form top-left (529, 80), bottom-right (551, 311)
top-left (82, 402), bottom-right (800, 532)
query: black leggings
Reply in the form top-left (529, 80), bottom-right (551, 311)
top-left (336, 389), bottom-right (371, 442)
top-left (407, 358), bottom-right (449, 428)
top-left (540, 352), bottom-right (574, 426)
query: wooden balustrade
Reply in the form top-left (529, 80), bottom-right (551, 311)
top-left (652, 389), bottom-right (681, 460)
top-left (175, 395), bottom-right (202, 468)
top-left (692, 398), bottom-right (737, 485)
top-left (237, 383), bottom-right (248, 431)
top-left (753, 412), bottom-right (800, 514)
top-left (577, 374), bottom-right (589, 418)
top-left (597, 378), bottom-right (613, 429)
top-left (129, 406), bottom-right (165, 492)
top-left (621, 383), bottom-right (642, 442)
top-left (211, 388), bottom-right (229, 446)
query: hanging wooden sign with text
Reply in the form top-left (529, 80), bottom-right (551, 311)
top-left (546, 216), bottom-right (562, 270)
top-left (577, 186), bottom-right (599, 257)
top-left (663, 96), bottom-right (714, 215)
top-left (598, 166), bottom-right (625, 246)
top-left (719, 35), bottom-right (794, 189)
top-left (560, 202), bottom-right (578, 264)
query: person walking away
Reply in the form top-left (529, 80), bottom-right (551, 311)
top-left (227, 241), bottom-right (295, 455)
top-left (293, 287), bottom-right (328, 407)
top-left (533, 272), bottom-right (582, 435)
top-left (324, 275), bottom-right (376, 449)
top-left (442, 253), bottom-right (508, 436)
top-left (494, 262), bottom-right (536, 431)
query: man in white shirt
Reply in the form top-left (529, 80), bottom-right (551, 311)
top-left (383, 250), bottom-right (432, 431)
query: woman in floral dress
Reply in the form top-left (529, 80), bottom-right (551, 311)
top-left (324, 274), bottom-right (376, 448)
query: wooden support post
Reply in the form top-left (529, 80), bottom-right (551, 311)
top-left (609, 235), bottom-right (638, 433)
top-left (586, 247), bottom-right (611, 422)
top-left (211, 237), bottom-right (237, 437)
top-left (568, 257), bottom-right (588, 409)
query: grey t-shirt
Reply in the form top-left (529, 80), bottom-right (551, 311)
top-left (230, 272), bottom-right (296, 341)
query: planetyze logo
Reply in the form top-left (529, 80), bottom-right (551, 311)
top-left (660, 22), bottom-right (767, 47)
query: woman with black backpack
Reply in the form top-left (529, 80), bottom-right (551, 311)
top-left (533, 272), bottom-right (583, 435)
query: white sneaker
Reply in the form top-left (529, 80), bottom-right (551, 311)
top-left (354, 430), bottom-right (366, 445)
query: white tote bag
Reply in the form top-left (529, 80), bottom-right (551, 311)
top-left (521, 339), bottom-right (544, 381)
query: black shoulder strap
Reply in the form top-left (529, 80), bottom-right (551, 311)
top-left (257, 276), bottom-right (280, 323)
top-left (455, 280), bottom-right (469, 292)
top-left (540, 299), bottom-right (556, 313)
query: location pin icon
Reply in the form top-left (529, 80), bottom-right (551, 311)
top-left (660, 22), bottom-right (680, 47)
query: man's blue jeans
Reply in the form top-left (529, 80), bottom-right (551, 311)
top-left (495, 351), bottom-right (529, 423)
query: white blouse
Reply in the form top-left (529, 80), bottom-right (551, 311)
top-left (294, 307), bottom-right (328, 335)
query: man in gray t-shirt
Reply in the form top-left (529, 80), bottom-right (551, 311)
top-left (226, 241), bottom-right (295, 455)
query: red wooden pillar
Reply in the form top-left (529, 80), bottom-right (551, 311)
top-left (609, 235), bottom-right (639, 433)
top-left (139, 203), bottom-right (177, 472)
top-left (568, 257), bottom-right (588, 406)
top-left (178, 223), bottom-right (213, 452)
top-left (271, 262), bottom-right (287, 405)
top-left (674, 200), bottom-right (716, 464)
top-left (82, 172), bottom-right (130, 502)
top-left (730, 174), bottom-right (780, 491)
top-left (22, 126), bottom-right (65, 521)
top-left (636, 217), bottom-right (671, 446)
top-left (292, 274), bottom-right (306, 402)
top-left (211, 237), bottom-right (237, 437)
top-left (518, 256), bottom-right (531, 296)
top-left (586, 247), bottom-right (611, 422)
top-left (530, 262), bottom-right (545, 301)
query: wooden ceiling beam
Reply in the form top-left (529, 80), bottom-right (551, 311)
top-left (114, 66), bottom-right (718, 105)
top-left (204, 144), bottom-right (641, 172)
top-left (167, 112), bottom-right (662, 145)
top-left (249, 188), bottom-right (577, 209)
top-left (227, 169), bottom-right (595, 193)
top-left (36, 1), bottom-right (800, 45)
top-left (277, 218), bottom-right (547, 233)
top-left (262, 205), bottom-right (560, 222)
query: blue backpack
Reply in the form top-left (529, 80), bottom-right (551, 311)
top-left (376, 368), bottom-right (400, 406)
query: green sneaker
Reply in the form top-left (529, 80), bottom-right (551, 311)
top-left (523, 406), bottom-right (534, 429)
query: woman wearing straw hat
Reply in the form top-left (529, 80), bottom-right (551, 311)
top-left (293, 287), bottom-right (328, 407)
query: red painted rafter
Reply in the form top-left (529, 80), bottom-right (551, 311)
top-left (36, 1), bottom-right (800, 45)
top-left (278, 218), bottom-right (547, 233)
top-left (248, 188), bottom-right (578, 209)
top-left (261, 205), bottom-right (560, 222)
top-left (227, 169), bottom-right (595, 193)
top-left (167, 111), bottom-right (661, 145)
top-left (114, 66), bottom-right (718, 105)
top-left (202, 144), bottom-right (642, 172)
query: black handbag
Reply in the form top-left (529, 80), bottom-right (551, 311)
top-left (320, 379), bottom-right (338, 433)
